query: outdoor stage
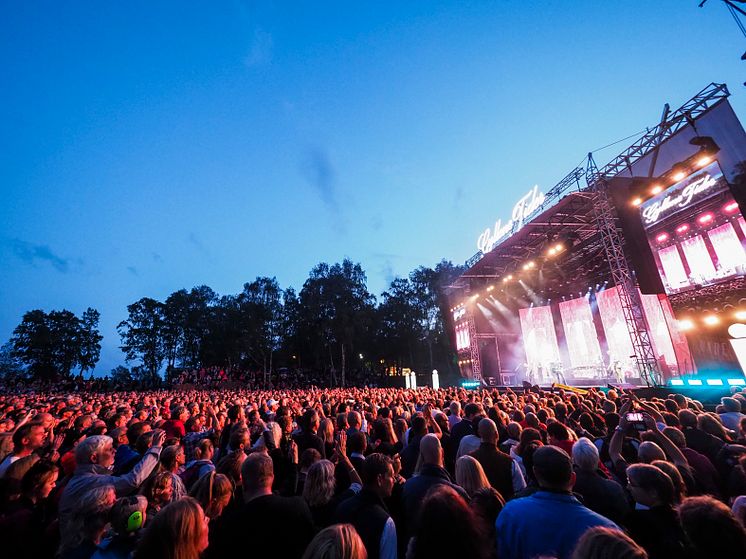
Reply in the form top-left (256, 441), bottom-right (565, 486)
top-left (448, 83), bottom-right (746, 389)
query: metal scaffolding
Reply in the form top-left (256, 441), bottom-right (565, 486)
top-left (586, 154), bottom-right (660, 386)
top-left (466, 313), bottom-right (482, 381)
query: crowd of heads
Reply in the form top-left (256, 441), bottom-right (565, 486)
top-left (1, 381), bottom-right (746, 559)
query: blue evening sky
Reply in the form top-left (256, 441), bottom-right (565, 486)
top-left (1, 1), bottom-right (745, 373)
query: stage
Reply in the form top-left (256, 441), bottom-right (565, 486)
top-left (448, 83), bottom-right (746, 389)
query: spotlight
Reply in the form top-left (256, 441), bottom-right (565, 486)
top-left (555, 243), bottom-right (563, 251)
top-left (735, 310), bottom-right (746, 320)
top-left (656, 233), bottom-right (669, 243)
top-left (724, 201), bottom-right (739, 213)
top-left (486, 285), bottom-right (494, 292)
top-left (651, 185), bottom-right (663, 195)
top-left (703, 315), bottom-right (719, 326)
top-left (698, 213), bottom-right (714, 225)
top-left (676, 224), bottom-right (689, 234)
top-left (678, 319), bottom-right (695, 331)
top-left (673, 170), bottom-right (687, 181)
top-left (547, 247), bottom-right (557, 256)
top-left (471, 294), bottom-right (479, 301)
top-left (523, 261), bottom-right (536, 270)
top-left (632, 197), bottom-right (643, 207)
top-left (696, 155), bottom-right (712, 168)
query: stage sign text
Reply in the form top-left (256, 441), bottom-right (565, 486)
top-left (477, 185), bottom-right (545, 254)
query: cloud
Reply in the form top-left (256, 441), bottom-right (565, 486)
top-left (151, 252), bottom-right (163, 263)
top-left (300, 147), bottom-right (338, 212)
top-left (126, 266), bottom-right (139, 277)
top-left (245, 28), bottom-right (273, 67)
top-left (8, 239), bottom-right (74, 273)
top-left (187, 232), bottom-right (212, 258)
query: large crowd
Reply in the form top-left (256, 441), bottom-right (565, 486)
top-left (1, 383), bottom-right (746, 559)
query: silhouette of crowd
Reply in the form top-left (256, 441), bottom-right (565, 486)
top-left (1, 383), bottom-right (746, 559)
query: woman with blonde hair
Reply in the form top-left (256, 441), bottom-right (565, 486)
top-left (455, 455), bottom-right (491, 498)
top-left (301, 523), bottom-right (367, 559)
top-left (134, 497), bottom-right (209, 559)
top-left (319, 418), bottom-right (336, 459)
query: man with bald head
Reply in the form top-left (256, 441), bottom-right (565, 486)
top-left (470, 417), bottom-right (525, 500)
top-left (495, 445), bottom-right (618, 559)
top-left (401, 433), bottom-right (467, 537)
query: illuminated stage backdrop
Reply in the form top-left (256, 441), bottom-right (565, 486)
top-left (558, 297), bottom-right (603, 369)
top-left (596, 287), bottom-right (635, 372)
top-left (518, 306), bottom-right (561, 375)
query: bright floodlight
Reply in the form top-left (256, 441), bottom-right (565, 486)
top-left (703, 315), bottom-right (719, 326)
top-left (697, 155), bottom-right (712, 167)
top-left (651, 185), bottom-right (663, 195)
top-left (673, 171), bottom-right (686, 181)
top-left (632, 197), bottom-right (642, 207)
top-left (555, 243), bottom-right (563, 251)
top-left (735, 310), bottom-right (746, 320)
top-left (678, 319), bottom-right (694, 331)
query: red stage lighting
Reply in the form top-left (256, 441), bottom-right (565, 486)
top-left (698, 213), bottom-right (714, 225)
top-left (724, 201), bottom-right (739, 213)
top-left (676, 224), bottom-right (689, 234)
top-left (656, 232), bottom-right (669, 243)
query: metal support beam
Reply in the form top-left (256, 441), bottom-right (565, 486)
top-left (466, 313), bottom-right (482, 381)
top-left (586, 154), bottom-right (660, 386)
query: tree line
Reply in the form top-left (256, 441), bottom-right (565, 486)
top-left (3, 258), bottom-right (463, 385)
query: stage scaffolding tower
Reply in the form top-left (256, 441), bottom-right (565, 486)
top-left (586, 154), bottom-right (661, 387)
top-left (466, 314), bottom-right (482, 381)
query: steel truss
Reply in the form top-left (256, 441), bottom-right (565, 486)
top-left (586, 154), bottom-right (660, 386)
top-left (466, 313), bottom-right (482, 381)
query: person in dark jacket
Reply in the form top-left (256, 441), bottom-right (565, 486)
top-left (293, 409), bottom-right (324, 456)
top-left (335, 453), bottom-right (397, 559)
top-left (401, 434), bottom-right (468, 538)
top-left (571, 437), bottom-right (629, 524)
top-left (470, 418), bottom-right (525, 501)
top-left (206, 452), bottom-right (315, 559)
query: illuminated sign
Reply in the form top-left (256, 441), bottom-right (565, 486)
top-left (477, 185), bottom-right (545, 254)
top-left (641, 162), bottom-right (724, 226)
top-left (461, 380), bottom-right (481, 389)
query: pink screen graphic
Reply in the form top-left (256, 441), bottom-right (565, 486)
top-left (708, 222), bottom-right (746, 273)
top-left (640, 293), bottom-right (678, 376)
top-left (518, 306), bottom-right (560, 372)
top-left (596, 287), bottom-right (635, 372)
top-left (680, 235), bottom-right (717, 283)
top-left (558, 297), bottom-right (603, 369)
top-left (657, 245), bottom-right (689, 290)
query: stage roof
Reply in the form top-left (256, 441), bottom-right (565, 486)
top-left (451, 191), bottom-right (614, 297)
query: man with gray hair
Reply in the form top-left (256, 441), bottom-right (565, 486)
top-left (59, 430), bottom-right (166, 521)
top-left (470, 417), bottom-right (525, 500)
top-left (571, 437), bottom-right (629, 524)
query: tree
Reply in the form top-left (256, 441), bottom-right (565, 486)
top-left (109, 365), bottom-right (132, 385)
top-left (117, 297), bottom-right (166, 382)
top-left (0, 341), bottom-right (25, 381)
top-left (9, 308), bottom-right (100, 380)
top-left (299, 259), bottom-right (376, 386)
top-left (238, 277), bottom-right (283, 385)
top-left (378, 278), bottom-right (424, 368)
top-left (78, 308), bottom-right (102, 375)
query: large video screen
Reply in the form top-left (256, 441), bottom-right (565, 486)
top-left (518, 306), bottom-right (561, 379)
top-left (640, 161), bottom-right (746, 294)
top-left (558, 297), bottom-right (603, 369)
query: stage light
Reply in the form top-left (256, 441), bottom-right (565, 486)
top-left (669, 379), bottom-right (685, 386)
top-left (676, 224), bottom-right (689, 234)
top-left (470, 294), bottom-right (479, 301)
top-left (703, 315), bottom-right (720, 326)
top-left (678, 319), bottom-right (695, 331)
top-left (486, 285), bottom-right (494, 292)
top-left (727, 378), bottom-right (746, 386)
top-left (697, 155), bottom-right (712, 167)
top-left (651, 185), bottom-right (663, 195)
top-left (706, 379), bottom-right (724, 386)
top-left (673, 171), bottom-right (687, 181)
top-left (656, 233), bottom-right (669, 243)
top-left (547, 247), bottom-right (557, 256)
top-left (632, 198), bottom-right (643, 207)
top-left (523, 261), bottom-right (535, 270)
top-left (555, 243), bottom-right (563, 251)
top-left (687, 379), bottom-right (703, 386)
top-left (724, 201), bottom-right (739, 213)
top-left (736, 310), bottom-right (746, 320)
top-left (698, 213), bottom-right (714, 225)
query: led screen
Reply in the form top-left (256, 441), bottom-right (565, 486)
top-left (640, 161), bottom-right (746, 294)
top-left (518, 305), bottom-right (561, 381)
top-left (558, 297), bottom-right (603, 369)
